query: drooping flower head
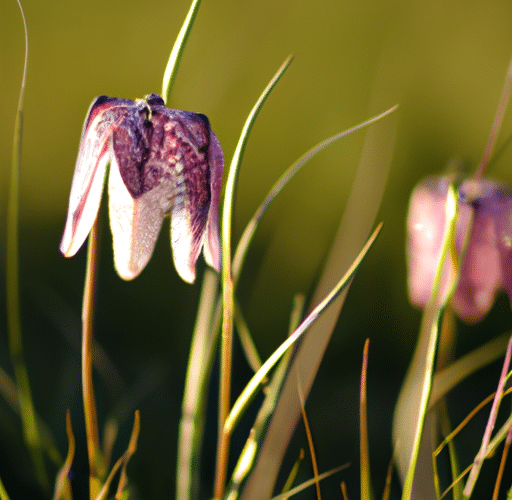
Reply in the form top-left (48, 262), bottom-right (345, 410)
top-left (407, 175), bottom-right (512, 323)
top-left (60, 94), bottom-right (224, 283)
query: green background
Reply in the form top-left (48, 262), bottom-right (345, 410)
top-left (1, 0), bottom-right (512, 498)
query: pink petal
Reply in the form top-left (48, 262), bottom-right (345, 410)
top-left (406, 176), bottom-right (457, 308)
top-left (60, 96), bottom-right (130, 257)
top-left (203, 131), bottom-right (224, 272)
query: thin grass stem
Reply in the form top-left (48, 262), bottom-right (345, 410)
top-left (6, 0), bottom-right (48, 491)
top-left (475, 53), bottom-right (512, 179)
top-left (215, 55), bottom-right (293, 498)
top-left (360, 339), bottom-right (371, 500)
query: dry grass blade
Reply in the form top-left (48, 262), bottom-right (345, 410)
top-left (360, 339), bottom-right (371, 500)
top-left (463, 335), bottom-right (512, 496)
top-left (269, 464), bottom-right (351, 500)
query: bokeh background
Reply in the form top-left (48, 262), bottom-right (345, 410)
top-left (2, 0), bottom-right (512, 498)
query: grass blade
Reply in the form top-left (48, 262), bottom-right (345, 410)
top-left (6, 1), bottom-right (48, 491)
top-left (232, 104), bottom-right (398, 283)
top-left (225, 224), bottom-right (382, 436)
top-left (215, 55), bottom-right (293, 498)
top-left (240, 104), bottom-right (397, 500)
top-left (161, 0), bottom-right (202, 104)
top-left (393, 184), bottom-right (459, 500)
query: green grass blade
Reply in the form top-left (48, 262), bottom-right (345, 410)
top-left (232, 104), bottom-right (398, 283)
top-left (394, 185), bottom-right (459, 500)
top-left (6, 1), bottom-right (48, 491)
top-left (241, 105), bottom-right (397, 500)
top-left (161, 0), bottom-right (202, 104)
top-left (225, 223), bottom-right (382, 435)
top-left (215, 55), bottom-right (293, 498)
top-left (0, 477), bottom-right (11, 500)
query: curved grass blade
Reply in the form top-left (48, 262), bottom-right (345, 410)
top-left (475, 53), bottom-right (512, 179)
top-left (95, 411), bottom-right (140, 500)
top-left (225, 295), bottom-right (304, 500)
top-left (52, 412), bottom-right (75, 500)
top-left (225, 223), bottom-right (382, 435)
top-left (232, 104), bottom-right (398, 283)
top-left (430, 332), bottom-right (511, 407)
top-left (241, 104), bottom-right (397, 500)
top-left (7, 0), bottom-right (48, 491)
top-left (393, 184), bottom-right (459, 500)
top-left (464, 335), bottom-right (512, 496)
top-left (269, 464), bottom-right (351, 500)
top-left (215, 55), bottom-right (293, 498)
top-left (161, 0), bottom-right (202, 104)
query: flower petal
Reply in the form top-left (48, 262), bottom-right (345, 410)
top-left (60, 96), bottom-right (131, 257)
top-left (203, 130), bottom-right (224, 272)
top-left (406, 176), bottom-right (456, 308)
top-left (108, 153), bottom-right (168, 280)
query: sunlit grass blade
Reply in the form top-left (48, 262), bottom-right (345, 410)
top-left (437, 401), bottom-right (463, 500)
top-left (234, 300), bottom-right (263, 374)
top-left (297, 376), bottom-right (321, 500)
top-left (225, 223), bottom-right (382, 436)
top-left (381, 457), bottom-right (394, 500)
top-left (360, 339), bottom-right (372, 500)
top-left (161, 0), bottom-right (201, 104)
top-left (95, 411), bottom-right (140, 500)
top-left (215, 55), bottom-right (293, 498)
top-left (281, 449), bottom-right (305, 498)
top-left (176, 269), bottom-right (219, 500)
top-left (492, 423), bottom-right (512, 500)
top-left (0, 477), bottom-right (11, 500)
top-left (269, 464), bottom-right (351, 500)
top-left (52, 412), bottom-right (75, 500)
top-left (6, 0), bottom-right (48, 491)
top-left (224, 294), bottom-right (304, 500)
top-left (430, 332), bottom-right (511, 407)
top-left (241, 104), bottom-right (397, 500)
top-left (464, 336), bottom-right (512, 496)
top-left (232, 104), bottom-right (398, 283)
top-left (394, 185), bottom-right (458, 500)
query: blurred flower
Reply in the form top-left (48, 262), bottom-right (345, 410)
top-left (406, 176), bottom-right (512, 323)
top-left (60, 94), bottom-right (224, 283)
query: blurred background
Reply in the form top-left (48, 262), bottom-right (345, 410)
top-left (1, 0), bottom-right (512, 498)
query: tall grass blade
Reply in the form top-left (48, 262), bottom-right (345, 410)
top-left (240, 105), bottom-right (397, 500)
top-left (232, 105), bottom-right (398, 283)
top-left (225, 224), bottom-right (383, 435)
top-left (393, 185), bottom-right (459, 500)
top-left (215, 55), bottom-right (293, 498)
top-left (6, 0), bottom-right (48, 491)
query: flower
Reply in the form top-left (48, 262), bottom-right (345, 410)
top-left (60, 94), bottom-right (224, 283)
top-left (406, 175), bottom-right (512, 323)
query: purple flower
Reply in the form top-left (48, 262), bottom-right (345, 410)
top-left (407, 176), bottom-right (512, 323)
top-left (60, 94), bottom-right (224, 283)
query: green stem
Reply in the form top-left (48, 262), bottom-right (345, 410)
top-left (82, 219), bottom-right (104, 485)
top-left (6, 0), bottom-right (48, 491)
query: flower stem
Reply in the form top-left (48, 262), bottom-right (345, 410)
top-left (82, 219), bottom-right (103, 483)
